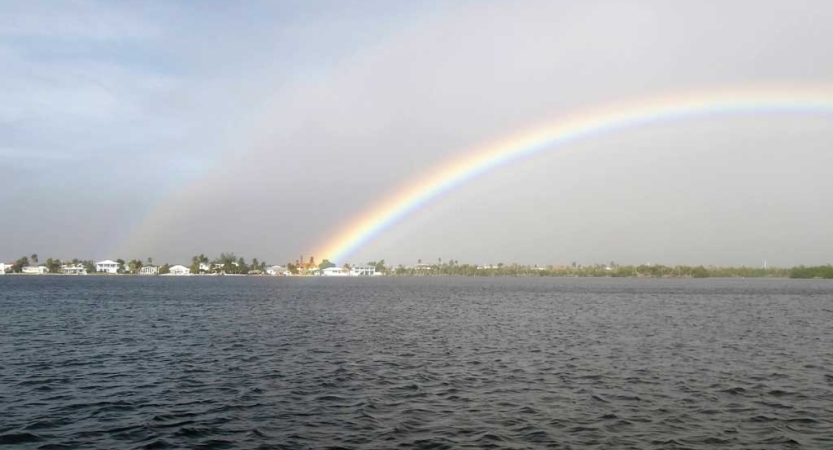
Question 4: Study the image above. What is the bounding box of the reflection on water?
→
[1,276,831,449]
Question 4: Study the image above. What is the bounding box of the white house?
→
[200,262,237,273]
[96,260,120,274]
[168,265,190,275]
[61,264,87,275]
[321,267,350,276]
[350,265,378,276]
[266,265,290,276]
[139,266,158,275]
[22,266,49,274]
[0,263,9,274]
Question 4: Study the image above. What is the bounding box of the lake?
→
[1,276,831,449]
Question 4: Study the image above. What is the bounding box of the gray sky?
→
[2,0,832,267]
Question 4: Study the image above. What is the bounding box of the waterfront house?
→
[322,267,350,276]
[168,265,190,275]
[0,263,9,274]
[96,260,119,274]
[139,266,158,275]
[61,264,87,275]
[22,266,49,274]
[350,265,378,276]
[266,265,290,276]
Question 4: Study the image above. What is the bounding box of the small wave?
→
[0,432,43,444]
[720,387,746,394]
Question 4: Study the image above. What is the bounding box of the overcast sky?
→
[2,0,832,267]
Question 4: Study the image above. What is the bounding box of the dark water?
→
[1,276,832,449]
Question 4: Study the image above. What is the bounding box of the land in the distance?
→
[1,252,832,279]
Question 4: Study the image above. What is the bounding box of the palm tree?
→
[30,254,38,265]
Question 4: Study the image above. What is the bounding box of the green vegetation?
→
[3,251,831,279]
[790,265,833,279]
[392,261,803,278]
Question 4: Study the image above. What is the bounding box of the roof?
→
[96,260,118,265]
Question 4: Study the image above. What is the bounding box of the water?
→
[1,276,831,449]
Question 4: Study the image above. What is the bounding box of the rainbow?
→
[315,84,833,263]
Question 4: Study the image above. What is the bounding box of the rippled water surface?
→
[1,276,832,449]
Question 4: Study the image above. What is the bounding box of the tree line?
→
[390,260,833,279]
[5,253,831,278]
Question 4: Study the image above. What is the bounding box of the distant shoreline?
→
[2,272,831,280]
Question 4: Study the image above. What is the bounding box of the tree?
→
[116,259,126,274]
[159,264,171,275]
[12,256,29,273]
[319,259,335,270]
[692,266,710,278]
[128,259,143,274]
[218,252,237,274]
[147,257,153,265]
[374,259,386,274]
[30,254,38,265]
[189,255,201,274]
[45,258,62,273]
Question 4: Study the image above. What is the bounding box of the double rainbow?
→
[314,84,833,263]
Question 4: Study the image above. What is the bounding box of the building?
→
[168,265,190,275]
[267,265,291,276]
[350,265,377,276]
[96,260,120,274]
[139,266,158,275]
[322,267,350,276]
[295,256,319,275]
[61,264,87,275]
[0,263,9,274]
[22,266,49,275]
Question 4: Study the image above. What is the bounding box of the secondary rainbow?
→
[315,84,833,263]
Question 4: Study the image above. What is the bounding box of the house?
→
[266,265,290,276]
[0,263,9,274]
[295,256,319,275]
[322,267,350,276]
[61,264,87,275]
[22,266,49,274]
[168,265,190,275]
[350,265,377,276]
[200,262,236,273]
[139,266,158,275]
[96,260,120,274]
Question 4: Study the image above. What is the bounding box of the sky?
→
[2,0,832,267]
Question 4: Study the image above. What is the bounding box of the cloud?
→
[5,1,833,266]
[0,1,161,41]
